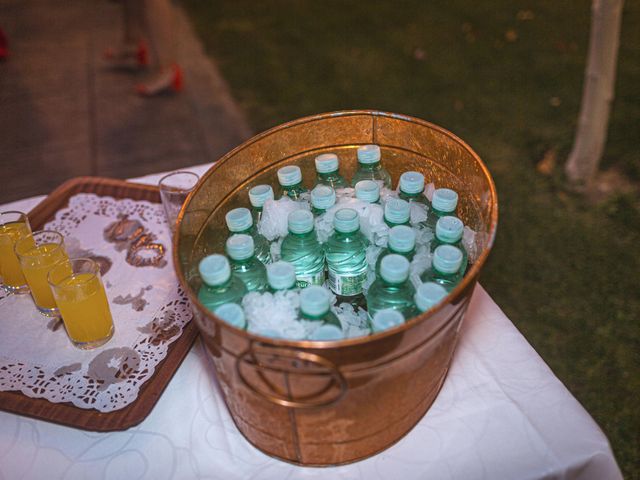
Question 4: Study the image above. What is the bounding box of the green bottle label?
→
[328,269,367,296]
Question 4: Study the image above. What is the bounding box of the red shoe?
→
[136,64,184,96]
[103,40,149,69]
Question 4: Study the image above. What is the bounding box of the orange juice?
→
[19,243,69,311]
[0,220,32,289]
[54,273,114,347]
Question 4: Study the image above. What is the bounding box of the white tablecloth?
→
[0,167,622,480]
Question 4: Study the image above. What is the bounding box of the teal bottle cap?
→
[299,285,331,317]
[432,188,459,213]
[372,309,404,333]
[199,254,231,286]
[433,244,463,274]
[380,253,410,283]
[400,171,425,195]
[315,153,339,173]
[277,165,303,186]
[248,184,274,208]
[309,324,343,341]
[267,261,296,290]
[333,208,360,233]
[355,180,380,203]
[384,198,410,225]
[357,144,381,164]
[214,303,246,329]
[225,207,253,232]
[388,225,416,253]
[226,234,255,260]
[311,185,336,211]
[436,216,464,243]
[288,210,314,234]
[415,282,448,312]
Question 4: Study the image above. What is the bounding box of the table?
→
[0,167,622,480]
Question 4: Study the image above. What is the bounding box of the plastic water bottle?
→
[299,285,342,329]
[280,210,325,287]
[214,303,247,329]
[384,198,411,227]
[371,308,405,333]
[426,188,459,231]
[398,171,428,206]
[351,144,392,188]
[355,180,381,204]
[310,185,336,216]
[248,184,274,224]
[432,216,468,275]
[314,153,348,189]
[366,254,417,319]
[277,165,307,200]
[325,208,369,303]
[414,282,448,313]
[375,225,416,274]
[420,244,463,291]
[198,254,247,312]
[266,260,297,292]
[225,207,271,264]
[226,234,268,292]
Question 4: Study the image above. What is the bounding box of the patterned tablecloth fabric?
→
[0,166,622,479]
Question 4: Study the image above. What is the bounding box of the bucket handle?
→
[235,342,348,409]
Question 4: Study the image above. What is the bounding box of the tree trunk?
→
[565,0,624,188]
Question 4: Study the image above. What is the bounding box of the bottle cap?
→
[309,324,343,341]
[226,234,255,260]
[299,285,331,317]
[277,165,302,186]
[199,254,231,286]
[288,210,314,234]
[380,254,410,283]
[315,153,340,173]
[436,216,464,243]
[384,198,410,225]
[311,185,336,211]
[414,282,448,312]
[225,207,253,232]
[357,144,381,164]
[333,208,359,233]
[214,303,246,329]
[267,261,296,290]
[432,188,458,213]
[248,184,274,208]
[433,245,463,274]
[372,309,404,333]
[400,171,425,195]
[388,225,416,253]
[355,180,380,203]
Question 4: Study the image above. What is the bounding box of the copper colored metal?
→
[174,110,498,466]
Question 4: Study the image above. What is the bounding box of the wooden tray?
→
[0,176,198,431]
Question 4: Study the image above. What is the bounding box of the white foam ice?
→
[258,196,310,241]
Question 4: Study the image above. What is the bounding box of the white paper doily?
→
[0,193,192,412]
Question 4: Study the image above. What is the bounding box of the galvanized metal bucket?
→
[174,110,498,466]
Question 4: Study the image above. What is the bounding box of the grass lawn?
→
[183,0,639,475]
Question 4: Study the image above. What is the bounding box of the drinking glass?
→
[48,258,114,349]
[15,230,68,316]
[158,171,199,233]
[0,211,32,294]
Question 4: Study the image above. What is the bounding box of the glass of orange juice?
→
[15,230,68,316]
[0,211,32,294]
[48,258,114,349]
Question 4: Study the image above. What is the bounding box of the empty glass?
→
[49,258,114,349]
[0,211,32,294]
[158,171,199,233]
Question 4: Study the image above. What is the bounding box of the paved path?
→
[0,0,252,204]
